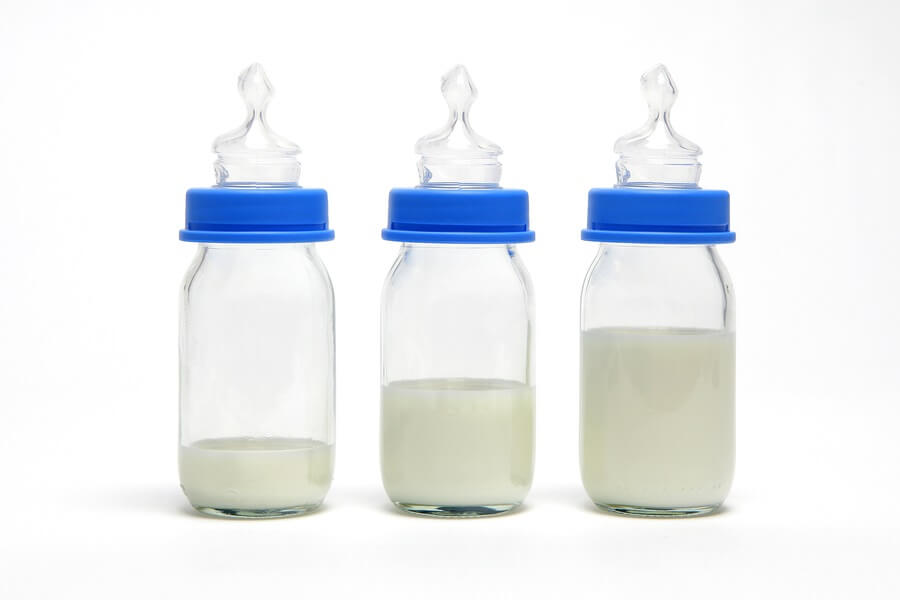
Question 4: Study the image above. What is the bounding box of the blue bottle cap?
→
[383,187,532,243]
[181,187,333,243]
[582,188,733,244]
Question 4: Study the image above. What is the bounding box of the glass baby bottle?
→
[580,65,736,517]
[179,64,335,518]
[381,66,536,517]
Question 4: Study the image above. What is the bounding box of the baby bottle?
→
[380,66,535,517]
[580,65,736,517]
[178,64,335,518]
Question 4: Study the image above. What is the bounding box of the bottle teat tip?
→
[237,63,274,113]
[641,64,677,114]
[441,65,477,113]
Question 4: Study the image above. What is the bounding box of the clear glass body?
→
[580,244,735,517]
[179,243,335,518]
[381,243,535,517]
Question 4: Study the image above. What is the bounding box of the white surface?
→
[1,0,899,598]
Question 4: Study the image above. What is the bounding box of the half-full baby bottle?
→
[580,65,736,517]
[179,65,335,518]
[381,66,535,517]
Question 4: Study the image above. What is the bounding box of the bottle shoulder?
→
[584,245,730,292]
[183,244,333,301]
[581,244,733,330]
[385,245,531,291]
[383,245,533,316]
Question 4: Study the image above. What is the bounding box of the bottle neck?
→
[399,243,517,263]
[195,243,320,271]
[401,242,514,250]
[201,242,318,252]
[596,243,716,261]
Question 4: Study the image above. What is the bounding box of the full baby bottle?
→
[580,65,736,517]
[178,64,335,518]
[381,66,535,517]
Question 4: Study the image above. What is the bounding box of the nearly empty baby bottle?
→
[179,64,335,518]
[580,65,736,517]
[380,66,535,517]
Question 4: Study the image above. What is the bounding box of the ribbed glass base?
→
[596,502,721,518]
[191,503,321,519]
[394,502,520,518]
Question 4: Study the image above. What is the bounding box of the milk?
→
[179,437,334,515]
[381,378,535,510]
[580,327,735,513]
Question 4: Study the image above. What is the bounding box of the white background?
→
[1,0,898,597]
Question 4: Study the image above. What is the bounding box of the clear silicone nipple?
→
[614,65,702,188]
[213,63,301,187]
[415,65,502,188]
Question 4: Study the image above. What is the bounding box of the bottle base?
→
[190,503,322,519]
[594,502,721,518]
[393,501,520,518]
